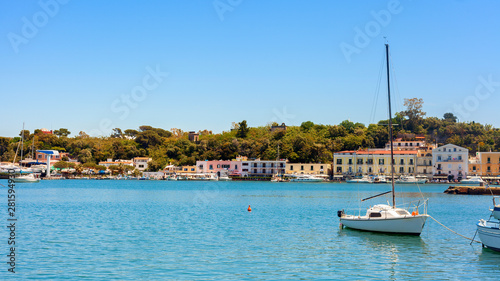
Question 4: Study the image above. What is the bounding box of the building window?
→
[348,159,352,165]
[290,165,294,171]
[454,148,457,152]
[243,163,248,166]
[487,166,491,172]
[263,163,266,168]
[399,167,404,173]
[337,159,342,165]
[301,165,304,171]
[379,159,384,165]
[337,167,342,173]
[191,168,195,171]
[217,164,220,168]
[271,169,274,174]
[437,156,442,161]
[487,157,491,163]
[270,163,274,167]
[357,159,363,164]
[367,159,373,165]
[253,169,257,173]
[409,159,413,165]
[262,169,266,174]
[280,163,284,167]
[235,165,238,170]
[253,163,257,167]
[320,165,324,170]
[209,165,213,170]
[458,156,462,161]
[310,166,314,171]
[400,159,404,165]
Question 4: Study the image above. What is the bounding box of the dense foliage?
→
[1,100,500,171]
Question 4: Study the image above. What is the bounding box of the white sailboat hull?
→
[340,215,428,235]
[477,220,500,251]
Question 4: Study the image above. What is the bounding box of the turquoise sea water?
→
[1,180,499,280]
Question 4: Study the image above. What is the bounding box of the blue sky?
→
[1,0,499,137]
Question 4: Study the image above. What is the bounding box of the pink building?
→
[196,160,242,176]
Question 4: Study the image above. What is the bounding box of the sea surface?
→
[0,179,499,280]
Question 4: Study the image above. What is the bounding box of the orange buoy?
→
[247,205,252,212]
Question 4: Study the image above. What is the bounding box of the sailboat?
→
[271,144,282,182]
[338,44,429,235]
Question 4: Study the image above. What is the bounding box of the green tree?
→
[300,121,315,131]
[54,128,71,137]
[236,120,250,138]
[443,113,457,123]
[78,148,93,163]
[402,98,426,131]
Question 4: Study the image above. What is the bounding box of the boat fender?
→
[337,210,344,218]
[411,211,419,216]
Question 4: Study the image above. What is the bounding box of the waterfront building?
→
[241,158,286,177]
[196,160,242,176]
[133,157,152,171]
[285,163,330,175]
[469,151,500,177]
[432,144,468,181]
[98,158,134,168]
[179,165,197,174]
[333,149,418,177]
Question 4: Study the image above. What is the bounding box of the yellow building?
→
[469,152,500,176]
[333,149,417,176]
[286,163,331,175]
[179,165,197,174]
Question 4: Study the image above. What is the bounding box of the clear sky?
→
[1,0,499,137]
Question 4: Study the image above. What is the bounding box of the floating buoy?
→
[247,205,252,212]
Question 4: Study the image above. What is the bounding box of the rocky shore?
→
[444,185,500,195]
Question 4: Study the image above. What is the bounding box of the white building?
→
[432,144,468,180]
[133,157,152,171]
[241,158,286,177]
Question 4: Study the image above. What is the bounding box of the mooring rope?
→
[428,215,481,244]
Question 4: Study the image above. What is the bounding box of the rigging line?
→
[370,51,386,124]
[428,215,481,244]
[390,53,405,131]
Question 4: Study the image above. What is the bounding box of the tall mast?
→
[20,122,25,166]
[277,144,280,175]
[386,44,396,208]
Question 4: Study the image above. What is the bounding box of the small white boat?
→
[218,175,232,181]
[477,219,500,252]
[346,175,372,183]
[339,204,428,235]
[490,196,500,220]
[13,173,40,183]
[289,175,325,182]
[461,176,484,184]
[372,175,387,184]
[395,175,426,184]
